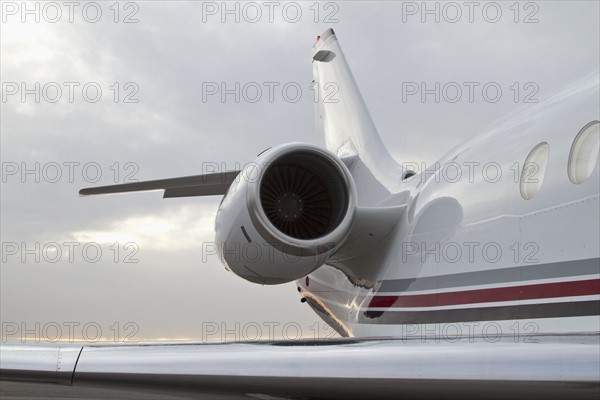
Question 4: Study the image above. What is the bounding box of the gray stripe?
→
[379,258,600,293]
[360,301,600,325]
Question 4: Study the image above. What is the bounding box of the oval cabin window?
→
[520,142,550,200]
[568,121,600,184]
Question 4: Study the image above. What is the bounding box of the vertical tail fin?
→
[312,29,405,205]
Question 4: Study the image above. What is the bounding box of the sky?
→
[1,1,599,343]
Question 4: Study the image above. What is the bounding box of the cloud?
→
[70,203,217,250]
[2,1,599,340]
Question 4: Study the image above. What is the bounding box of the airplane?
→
[1,28,599,399]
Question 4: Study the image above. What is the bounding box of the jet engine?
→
[214,143,357,284]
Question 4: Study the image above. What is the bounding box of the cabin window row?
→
[520,121,599,200]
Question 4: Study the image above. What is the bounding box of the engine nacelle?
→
[215,143,357,284]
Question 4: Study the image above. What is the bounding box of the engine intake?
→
[259,152,349,240]
[215,143,356,284]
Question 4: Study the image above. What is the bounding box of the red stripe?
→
[368,279,600,308]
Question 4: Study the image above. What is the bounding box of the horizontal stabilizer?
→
[79,171,240,198]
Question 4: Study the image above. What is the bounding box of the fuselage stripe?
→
[378,258,600,293]
[360,301,600,324]
[367,278,600,308]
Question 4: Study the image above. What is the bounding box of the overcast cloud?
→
[1,1,599,342]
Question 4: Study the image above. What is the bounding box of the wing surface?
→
[2,336,599,399]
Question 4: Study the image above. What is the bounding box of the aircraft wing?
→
[1,336,599,399]
[79,171,240,198]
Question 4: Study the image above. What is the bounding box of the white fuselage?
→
[299,70,600,338]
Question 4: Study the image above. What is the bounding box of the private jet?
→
[2,28,599,400]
